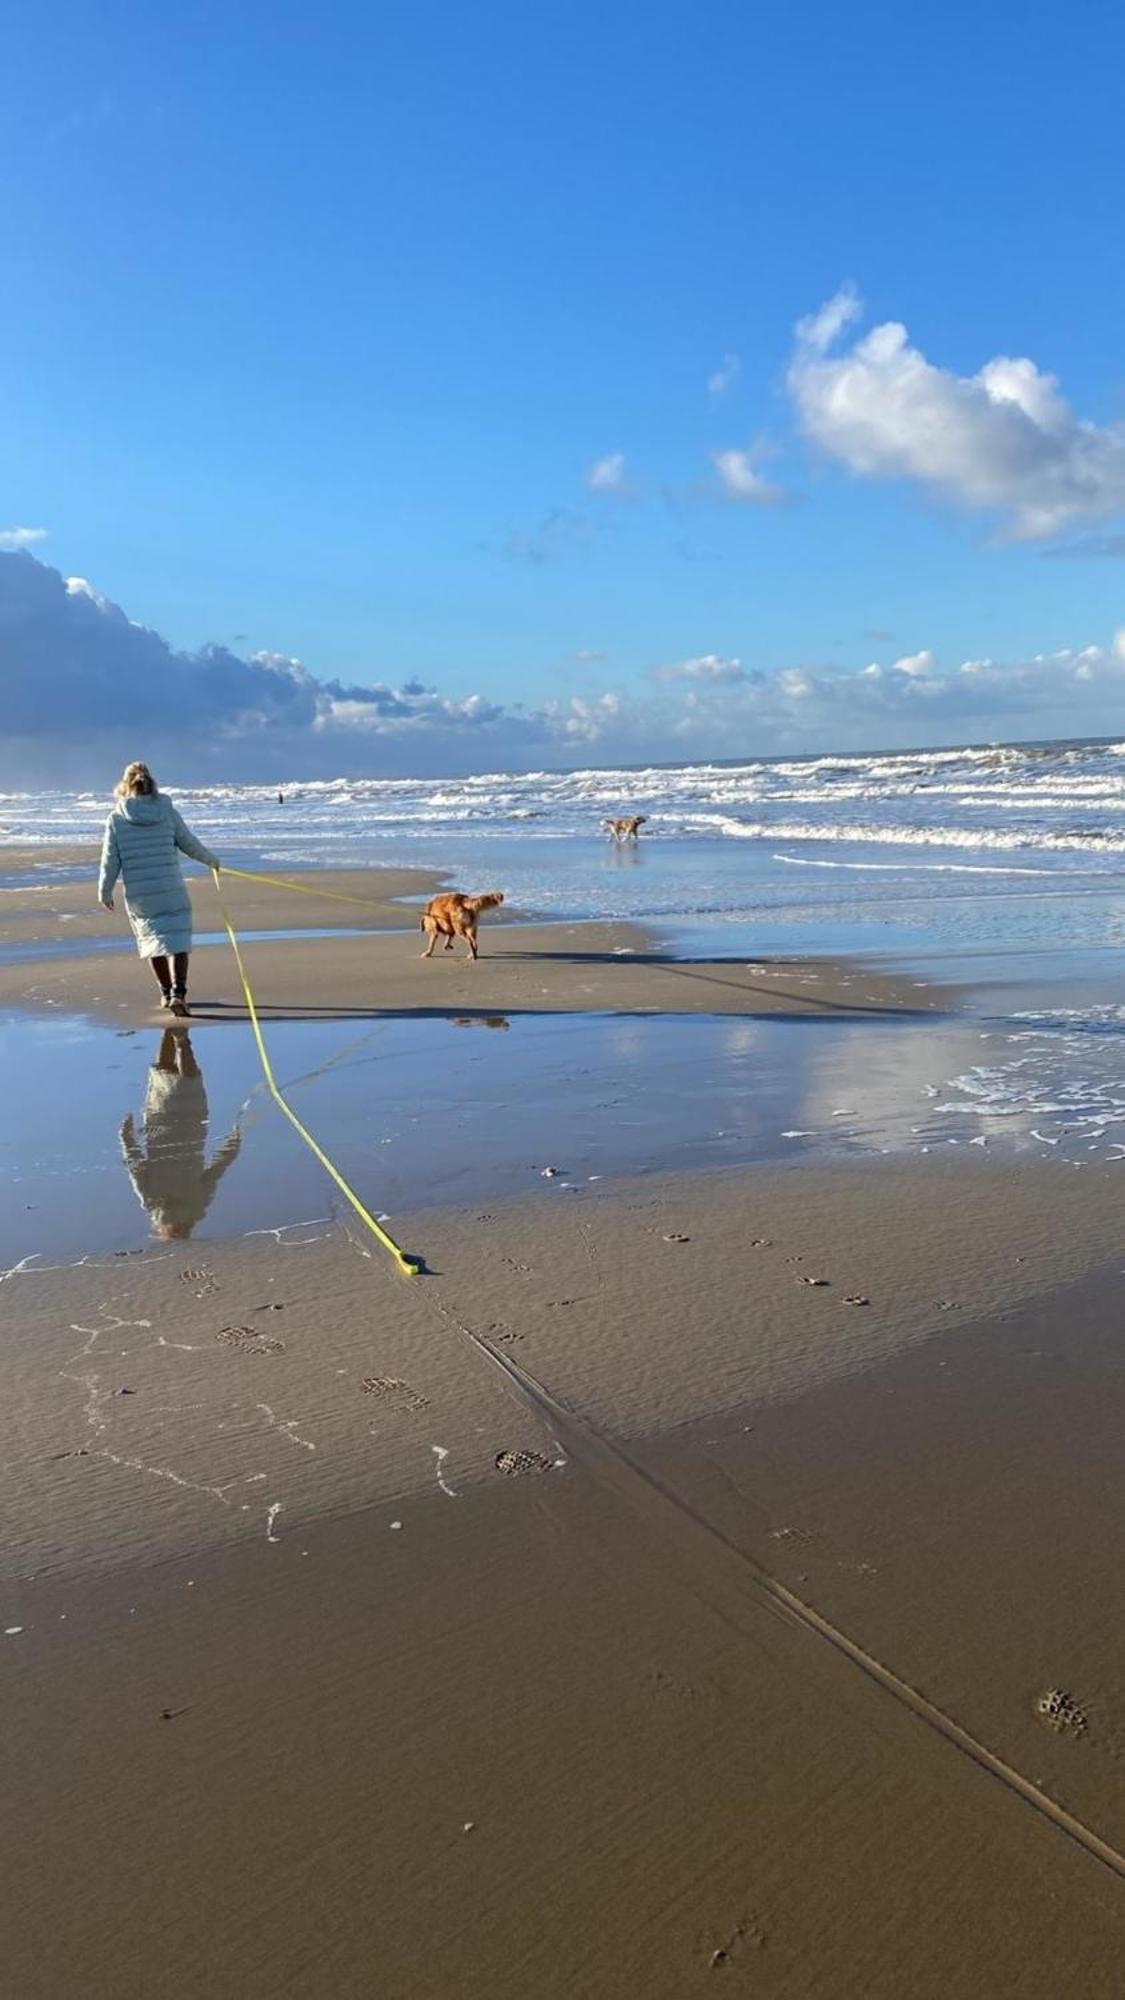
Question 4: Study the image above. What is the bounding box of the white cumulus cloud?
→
[0,526,48,549]
[789,288,1125,540]
[542,690,621,740]
[889,648,938,678]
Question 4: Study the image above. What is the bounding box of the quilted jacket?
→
[98,792,221,958]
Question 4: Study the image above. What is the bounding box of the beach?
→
[11,0,1125,1983]
[4,796,1125,1995]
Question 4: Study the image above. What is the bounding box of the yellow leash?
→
[210,868,423,1277]
[220,864,387,911]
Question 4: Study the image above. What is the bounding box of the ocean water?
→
[7,735,1125,960]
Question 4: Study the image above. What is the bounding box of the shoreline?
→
[0,926,948,1026]
[0,858,951,1025]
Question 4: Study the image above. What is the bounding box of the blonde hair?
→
[115,761,158,798]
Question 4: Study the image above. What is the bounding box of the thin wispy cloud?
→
[651,652,746,685]
[488,507,590,565]
[1043,534,1125,560]
[789,287,1125,540]
[0,526,48,549]
[711,448,786,506]
[707,353,741,400]
[585,451,628,493]
[553,647,608,679]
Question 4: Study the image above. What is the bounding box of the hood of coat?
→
[114,792,170,827]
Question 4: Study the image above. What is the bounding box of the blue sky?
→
[3,0,1125,777]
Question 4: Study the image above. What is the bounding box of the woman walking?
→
[98,762,221,1017]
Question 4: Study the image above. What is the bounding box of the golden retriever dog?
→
[604,815,647,840]
[420,890,505,960]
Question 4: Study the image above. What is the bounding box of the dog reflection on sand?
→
[120,1029,242,1239]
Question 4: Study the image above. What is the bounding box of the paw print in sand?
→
[1036,1688,1087,1736]
[180,1266,219,1297]
[495,1448,553,1477]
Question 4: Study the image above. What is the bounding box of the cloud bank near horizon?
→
[3,550,1125,787]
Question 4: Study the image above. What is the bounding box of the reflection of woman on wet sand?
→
[120,1030,241,1239]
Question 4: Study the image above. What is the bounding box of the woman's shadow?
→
[120,1029,242,1240]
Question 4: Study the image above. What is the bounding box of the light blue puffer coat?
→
[98,792,221,959]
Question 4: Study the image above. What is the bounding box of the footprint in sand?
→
[180,1266,219,1298]
[705,1914,768,1967]
[645,1666,715,1710]
[487,1320,525,1345]
[359,1375,430,1413]
[1036,1688,1088,1736]
[216,1325,286,1356]
[494,1448,553,1477]
[501,1258,531,1274]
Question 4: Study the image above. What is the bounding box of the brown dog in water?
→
[420,891,505,960]
[604,816,647,840]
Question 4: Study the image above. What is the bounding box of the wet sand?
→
[0,853,949,1025]
[5,1156,1124,1576]
[0,922,941,1027]
[4,1164,1125,1994]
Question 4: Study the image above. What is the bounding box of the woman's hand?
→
[100,895,114,910]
